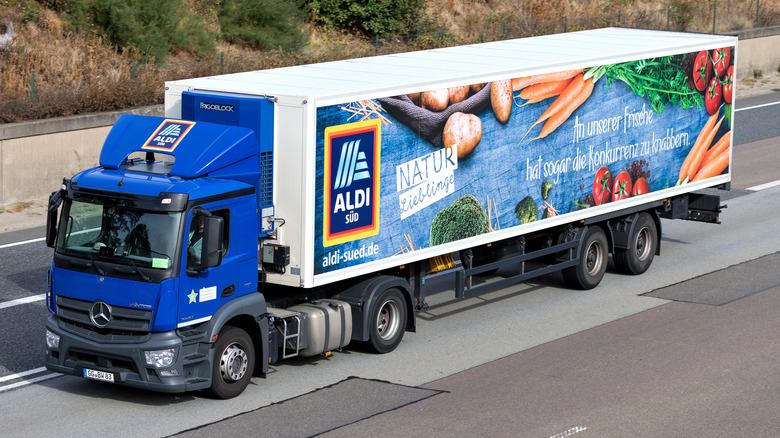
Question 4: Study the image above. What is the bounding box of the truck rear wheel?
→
[209,326,255,399]
[367,288,407,354]
[563,226,608,290]
[613,212,657,275]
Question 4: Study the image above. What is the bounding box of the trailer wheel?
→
[563,226,608,290]
[209,326,255,399]
[367,288,407,354]
[614,213,657,275]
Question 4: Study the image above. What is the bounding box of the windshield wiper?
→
[86,255,107,276]
[116,259,152,283]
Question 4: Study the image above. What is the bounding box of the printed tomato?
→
[712,47,731,79]
[593,166,612,205]
[722,65,734,104]
[705,76,722,115]
[612,171,633,202]
[692,51,712,92]
[633,177,650,196]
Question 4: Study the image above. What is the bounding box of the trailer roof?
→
[167,28,736,106]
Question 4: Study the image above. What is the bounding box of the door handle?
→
[221,284,236,298]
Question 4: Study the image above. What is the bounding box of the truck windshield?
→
[56,199,182,270]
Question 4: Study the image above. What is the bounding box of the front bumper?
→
[44,315,213,393]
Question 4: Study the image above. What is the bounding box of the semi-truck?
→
[44,28,737,399]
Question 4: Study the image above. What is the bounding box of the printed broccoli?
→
[429,194,490,246]
[541,180,553,200]
[515,196,538,224]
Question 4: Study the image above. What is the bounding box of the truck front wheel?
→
[563,226,608,290]
[367,288,407,354]
[209,326,255,399]
[613,212,657,275]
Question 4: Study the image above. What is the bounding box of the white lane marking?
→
[747,179,780,191]
[549,426,588,438]
[734,100,780,112]
[0,367,48,383]
[0,294,46,310]
[0,371,61,393]
[0,237,45,249]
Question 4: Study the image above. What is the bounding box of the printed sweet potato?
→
[448,86,470,105]
[490,80,512,124]
[443,112,482,159]
[421,89,449,111]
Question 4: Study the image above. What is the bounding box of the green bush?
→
[17,0,41,23]
[218,0,309,50]
[60,0,216,62]
[668,0,694,31]
[309,0,430,37]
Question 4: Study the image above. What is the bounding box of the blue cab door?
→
[176,200,237,329]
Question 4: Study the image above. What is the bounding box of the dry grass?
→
[6,200,33,213]
[1,0,779,123]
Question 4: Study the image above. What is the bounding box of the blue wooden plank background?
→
[312,65,730,275]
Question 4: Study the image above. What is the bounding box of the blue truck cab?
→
[44,90,414,399]
[43,98,277,397]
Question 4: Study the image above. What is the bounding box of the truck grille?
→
[56,296,153,342]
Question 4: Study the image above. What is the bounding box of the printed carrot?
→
[520,74,586,142]
[677,110,720,185]
[511,69,582,91]
[519,79,572,105]
[700,132,730,166]
[534,77,595,140]
[691,149,729,181]
[685,115,723,183]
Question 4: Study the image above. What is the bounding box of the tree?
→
[308,0,429,37]
[218,0,309,50]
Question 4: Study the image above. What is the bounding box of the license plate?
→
[83,368,115,383]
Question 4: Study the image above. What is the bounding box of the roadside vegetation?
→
[0,0,779,123]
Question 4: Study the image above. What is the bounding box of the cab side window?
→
[186,209,230,267]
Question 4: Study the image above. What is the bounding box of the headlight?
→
[46,330,60,349]
[144,348,176,368]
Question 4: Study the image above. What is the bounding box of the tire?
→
[209,326,255,399]
[563,226,608,290]
[613,213,657,275]
[367,288,407,354]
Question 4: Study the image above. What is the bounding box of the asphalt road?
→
[0,93,779,437]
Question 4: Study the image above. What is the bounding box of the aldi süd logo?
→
[323,119,381,247]
[142,119,196,152]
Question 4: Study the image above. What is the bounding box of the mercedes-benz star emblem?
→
[90,301,112,328]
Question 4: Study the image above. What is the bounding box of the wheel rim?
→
[635,226,652,261]
[220,342,248,382]
[376,299,401,341]
[585,239,605,276]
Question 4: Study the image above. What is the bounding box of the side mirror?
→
[45,189,63,248]
[200,215,224,269]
